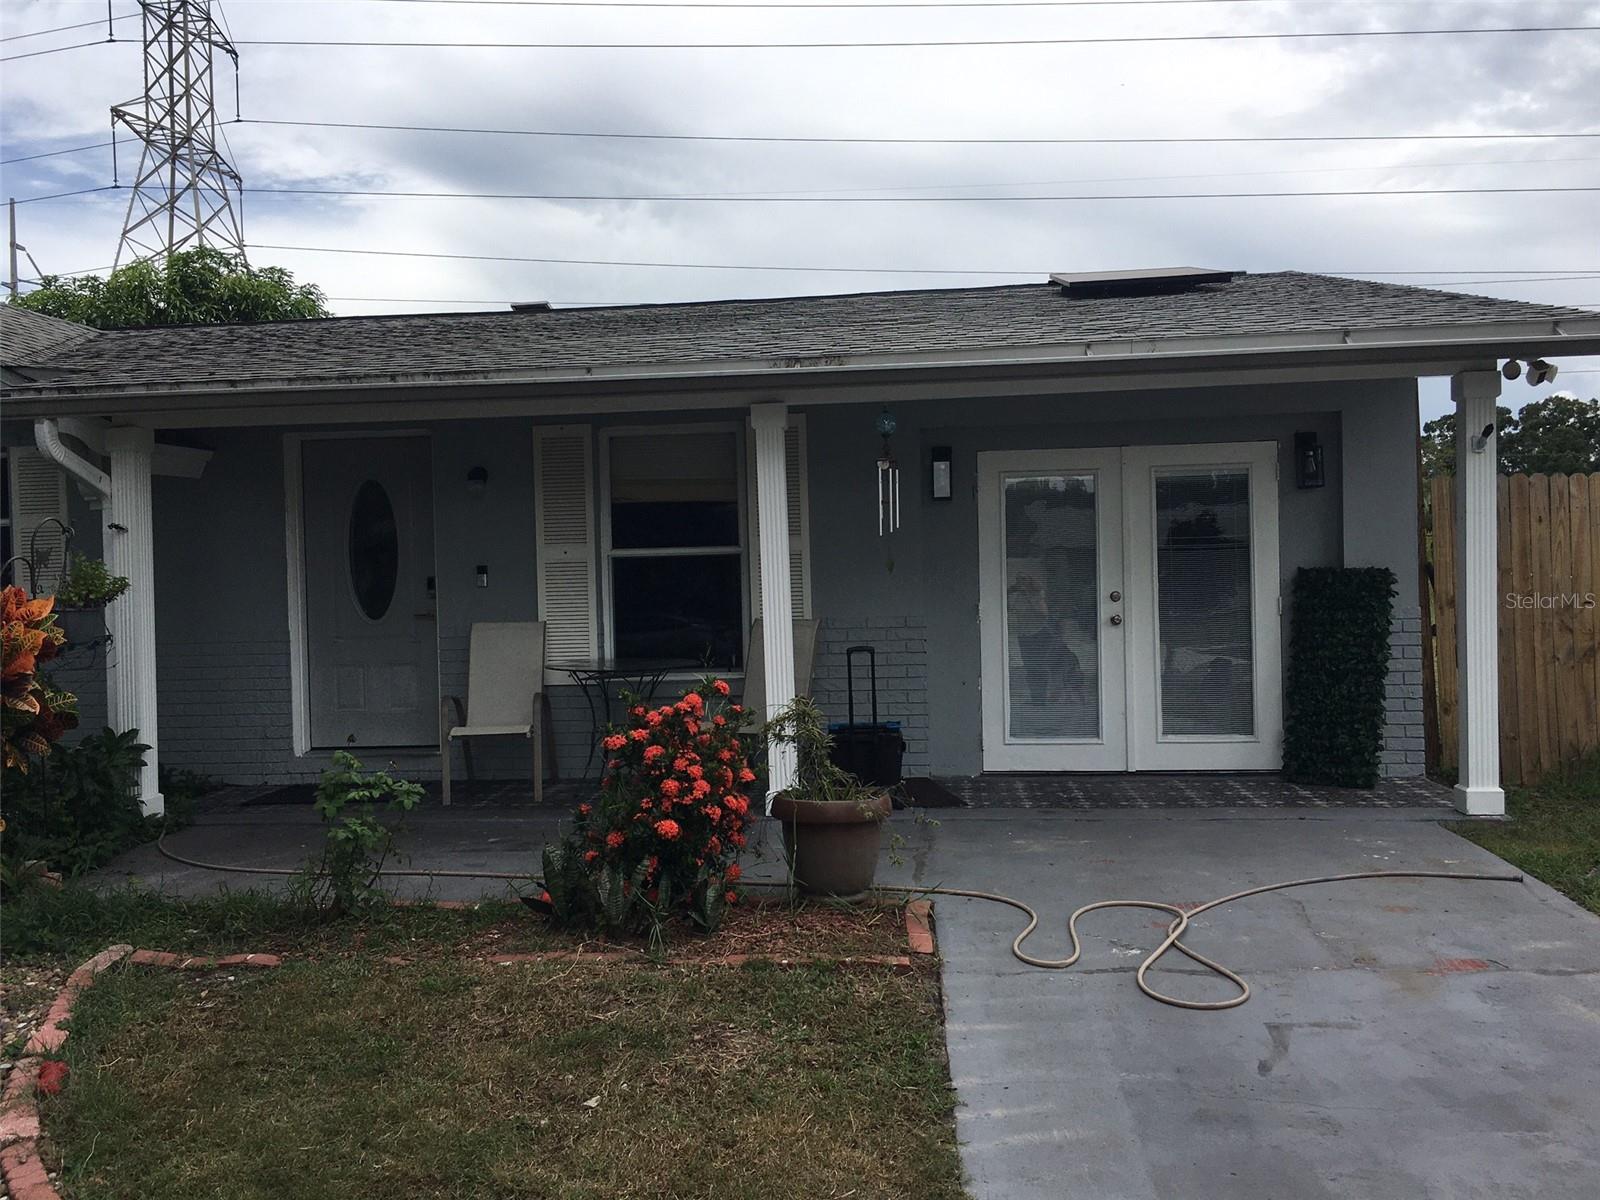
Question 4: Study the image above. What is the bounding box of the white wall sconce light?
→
[1470,422,1496,454]
[931,445,953,501]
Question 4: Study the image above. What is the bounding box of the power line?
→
[336,0,1600,8]
[20,181,1600,205]
[231,26,1600,50]
[1,38,116,64]
[0,142,116,166]
[245,243,1600,278]
[0,16,131,44]
[25,22,1600,63]
[242,116,1600,147]
[12,186,123,205]
[9,123,1600,169]
[224,183,1600,202]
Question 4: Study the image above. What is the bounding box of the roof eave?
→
[4,316,1597,416]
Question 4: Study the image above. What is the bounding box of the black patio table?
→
[549,656,701,778]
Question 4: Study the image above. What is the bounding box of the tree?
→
[9,248,328,329]
[1420,394,1599,477]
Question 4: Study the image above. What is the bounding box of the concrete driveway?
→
[101,799,1598,1198]
[879,809,1600,1200]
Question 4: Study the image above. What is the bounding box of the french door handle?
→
[1109,613,1123,626]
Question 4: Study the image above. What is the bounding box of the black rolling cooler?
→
[827,645,906,787]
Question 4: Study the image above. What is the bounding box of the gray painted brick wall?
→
[1380,604,1426,778]
[807,617,930,776]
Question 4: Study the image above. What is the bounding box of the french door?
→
[978,442,1281,772]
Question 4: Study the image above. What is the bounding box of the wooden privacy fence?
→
[1426,472,1600,785]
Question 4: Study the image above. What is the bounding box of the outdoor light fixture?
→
[1527,359,1558,386]
[1293,432,1325,489]
[1470,423,1496,454]
[931,445,953,501]
[876,408,900,535]
[466,465,489,495]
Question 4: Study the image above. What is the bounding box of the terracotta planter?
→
[769,790,892,898]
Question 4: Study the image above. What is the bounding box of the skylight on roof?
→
[1049,267,1237,298]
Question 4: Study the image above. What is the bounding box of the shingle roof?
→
[4,272,1593,395]
[1,305,98,368]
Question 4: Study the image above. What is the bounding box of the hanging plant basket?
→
[53,555,130,612]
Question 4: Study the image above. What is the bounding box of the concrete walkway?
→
[98,800,1600,1198]
[879,809,1600,1200]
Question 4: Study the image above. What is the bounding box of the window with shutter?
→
[747,416,811,621]
[533,425,598,682]
[3,448,70,594]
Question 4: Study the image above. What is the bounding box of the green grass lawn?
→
[1450,752,1600,917]
[6,890,967,1200]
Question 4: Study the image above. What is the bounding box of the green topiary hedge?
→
[1283,567,1398,788]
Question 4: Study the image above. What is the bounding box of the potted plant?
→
[767,697,892,898]
[54,554,130,609]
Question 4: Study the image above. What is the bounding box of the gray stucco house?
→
[4,269,1597,817]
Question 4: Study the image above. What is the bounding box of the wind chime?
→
[876,407,900,537]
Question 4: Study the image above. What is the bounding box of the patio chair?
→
[441,621,550,806]
[741,618,821,724]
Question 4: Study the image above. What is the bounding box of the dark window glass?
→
[612,555,744,669]
[348,479,399,621]
[612,500,740,550]
[609,431,739,550]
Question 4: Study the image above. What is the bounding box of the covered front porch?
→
[24,367,1509,816]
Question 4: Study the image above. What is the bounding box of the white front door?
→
[979,442,1281,772]
[303,436,439,748]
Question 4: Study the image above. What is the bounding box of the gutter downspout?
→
[33,417,110,497]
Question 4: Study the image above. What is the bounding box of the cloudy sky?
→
[2,0,1597,419]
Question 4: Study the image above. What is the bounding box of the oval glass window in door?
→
[348,480,399,620]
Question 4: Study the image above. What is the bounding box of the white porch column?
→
[105,427,163,816]
[1451,369,1504,816]
[749,403,797,804]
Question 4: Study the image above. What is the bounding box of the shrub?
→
[292,751,423,915]
[541,679,757,941]
[2,584,78,772]
[1283,566,1397,788]
[2,727,150,881]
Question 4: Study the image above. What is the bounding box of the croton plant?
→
[2,585,79,773]
[540,678,759,937]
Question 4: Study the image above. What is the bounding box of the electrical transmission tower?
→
[112,1,245,267]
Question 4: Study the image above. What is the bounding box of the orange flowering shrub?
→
[540,678,758,936]
[2,585,78,773]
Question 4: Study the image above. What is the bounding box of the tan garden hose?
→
[156,832,1523,1010]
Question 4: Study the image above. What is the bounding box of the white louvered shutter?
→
[747,415,811,620]
[533,425,598,683]
[7,450,70,595]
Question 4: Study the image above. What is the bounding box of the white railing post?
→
[1452,369,1504,816]
[749,402,796,806]
[106,426,163,816]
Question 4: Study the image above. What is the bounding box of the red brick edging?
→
[1,945,283,1200]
